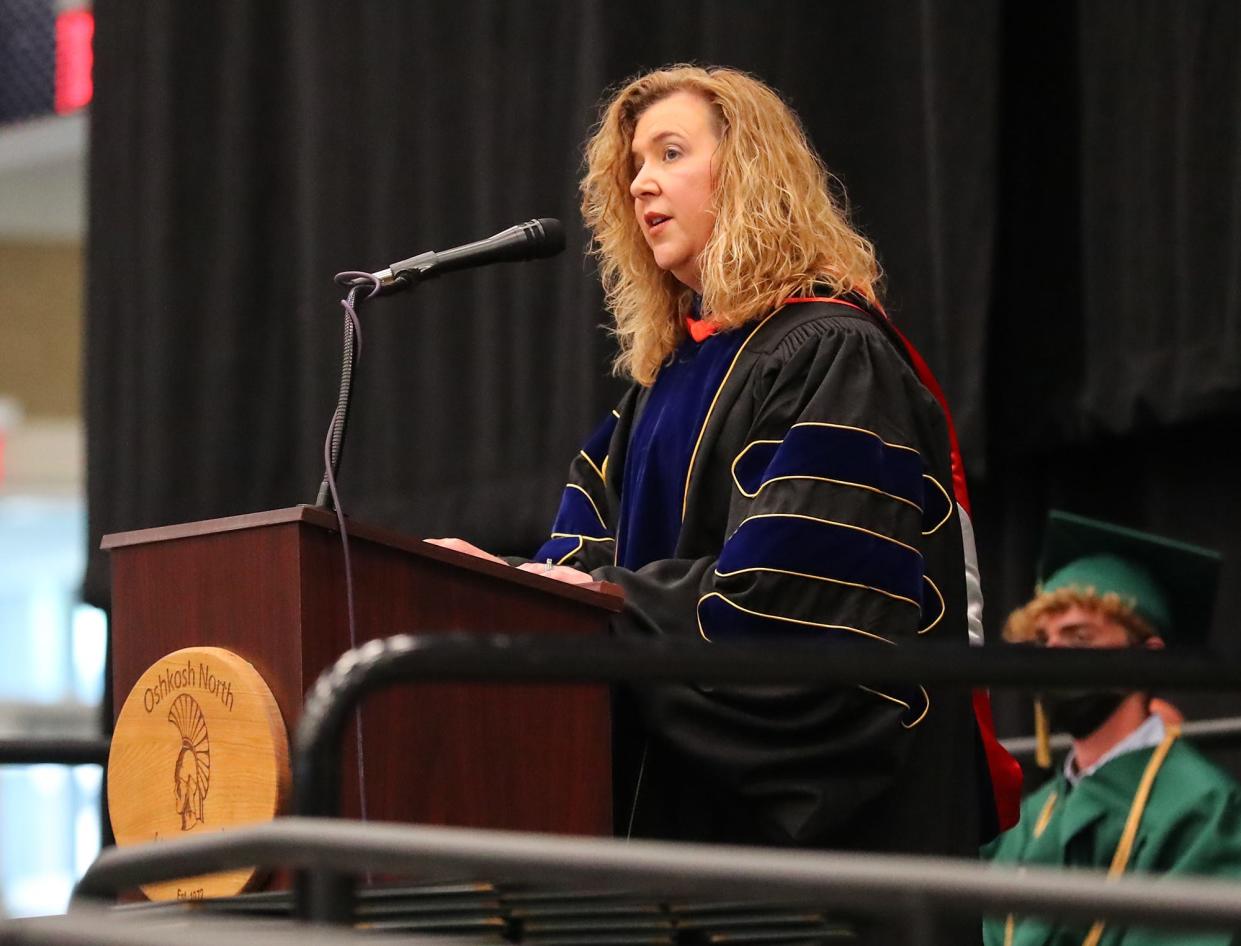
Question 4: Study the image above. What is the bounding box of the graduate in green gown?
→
[984,512,1241,946]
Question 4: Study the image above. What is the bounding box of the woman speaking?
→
[434,65,1016,877]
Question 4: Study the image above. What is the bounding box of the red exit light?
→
[55,9,94,115]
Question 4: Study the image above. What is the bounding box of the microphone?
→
[367,218,565,294]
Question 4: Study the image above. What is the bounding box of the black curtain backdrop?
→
[978,0,1241,742]
[84,0,999,595]
[86,2,1241,743]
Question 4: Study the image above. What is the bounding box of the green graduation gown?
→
[983,737,1241,946]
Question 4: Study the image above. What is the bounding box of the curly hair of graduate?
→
[1003,587,1157,645]
[581,64,882,385]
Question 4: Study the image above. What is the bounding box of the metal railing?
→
[59,631,1241,943]
[70,817,1241,946]
[287,632,1241,928]
[1003,714,1241,760]
[294,632,1241,821]
[3,900,442,946]
[0,737,109,766]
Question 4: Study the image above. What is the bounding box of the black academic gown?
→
[535,298,986,875]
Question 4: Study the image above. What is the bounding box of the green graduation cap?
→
[1038,510,1222,645]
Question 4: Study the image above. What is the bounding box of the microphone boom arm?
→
[362,218,564,296]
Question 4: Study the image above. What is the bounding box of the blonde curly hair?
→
[1003,587,1156,645]
[581,64,882,385]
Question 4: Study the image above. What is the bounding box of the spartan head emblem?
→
[168,693,210,831]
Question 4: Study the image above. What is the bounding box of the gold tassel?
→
[1034,697,1052,769]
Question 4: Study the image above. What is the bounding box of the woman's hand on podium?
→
[425,538,594,585]
[517,561,596,585]
[424,537,509,565]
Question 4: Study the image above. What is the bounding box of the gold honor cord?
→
[1032,790,1060,840]
[1003,725,1181,946]
[1034,699,1053,770]
[1080,724,1180,946]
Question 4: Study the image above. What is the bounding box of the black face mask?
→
[1041,689,1130,739]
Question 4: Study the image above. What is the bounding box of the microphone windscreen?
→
[533,218,565,257]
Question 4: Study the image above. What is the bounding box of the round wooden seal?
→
[108,646,290,901]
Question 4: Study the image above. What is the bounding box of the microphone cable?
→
[315,270,381,831]
[311,223,562,837]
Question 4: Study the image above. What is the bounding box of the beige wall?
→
[0,240,83,419]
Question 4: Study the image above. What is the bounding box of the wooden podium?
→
[103,505,622,837]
